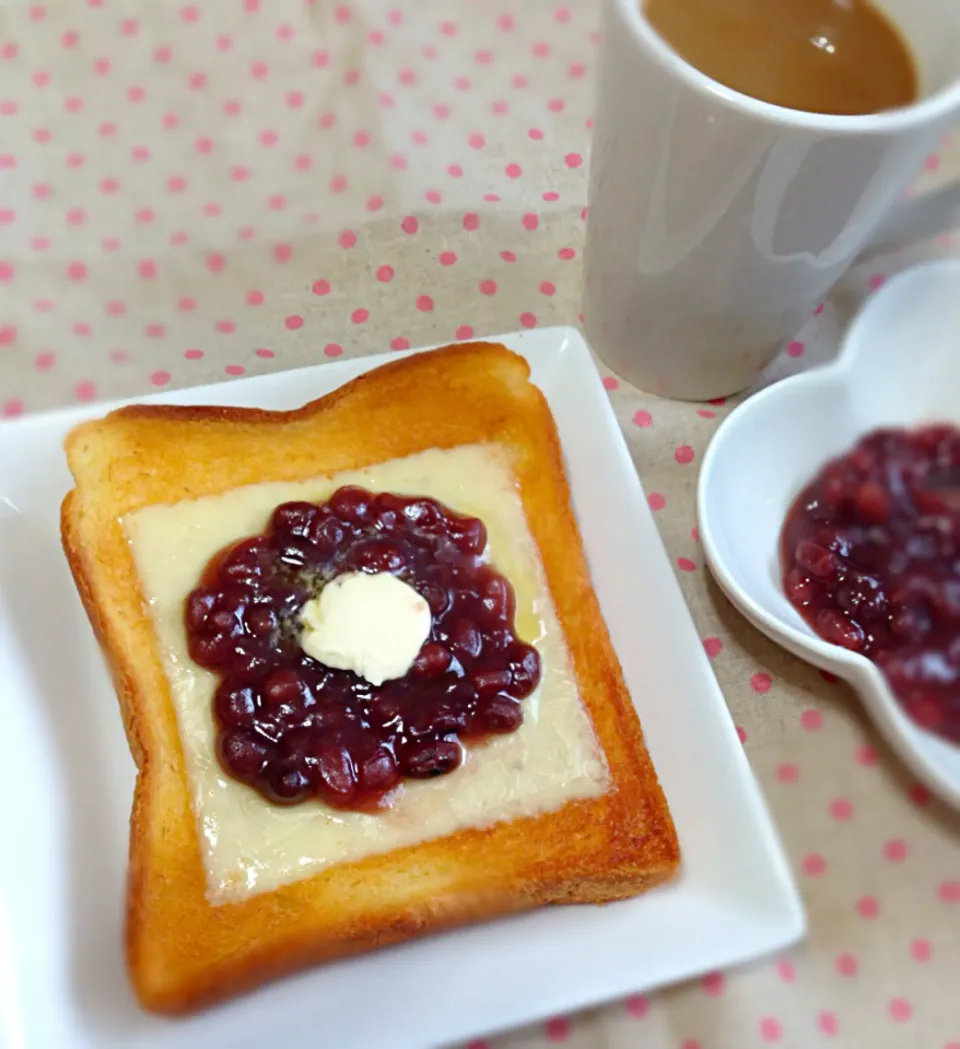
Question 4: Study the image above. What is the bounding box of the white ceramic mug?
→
[583,0,960,401]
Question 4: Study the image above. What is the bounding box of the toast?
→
[60,342,679,1014]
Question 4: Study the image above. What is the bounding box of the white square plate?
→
[0,327,803,1049]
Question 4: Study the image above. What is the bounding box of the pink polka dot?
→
[312,280,331,297]
[322,343,343,358]
[910,783,932,806]
[34,351,55,370]
[338,230,357,249]
[505,162,523,179]
[416,295,434,313]
[697,408,717,419]
[401,216,419,235]
[150,370,171,386]
[376,264,394,283]
[910,938,932,962]
[351,308,370,324]
[776,960,796,982]
[255,348,274,359]
[633,410,653,428]
[938,880,960,902]
[751,672,772,693]
[539,280,556,297]
[777,762,799,783]
[801,709,823,731]
[819,1012,839,1036]
[273,243,292,264]
[702,636,722,658]
[830,798,854,820]
[459,212,479,232]
[285,315,303,331]
[889,998,912,1022]
[74,380,97,402]
[884,839,908,863]
[759,1017,782,1042]
[544,1016,569,1041]
[674,445,695,464]
[139,260,157,279]
[803,852,827,876]
[701,972,725,996]
[109,349,131,365]
[390,337,410,351]
[456,325,474,340]
[736,725,748,743]
[868,273,887,291]
[522,212,539,231]
[246,290,264,306]
[2,399,24,418]
[564,152,583,169]
[0,262,12,281]
[548,97,565,112]
[178,297,196,312]
[30,236,49,252]
[681,1042,702,1049]
[366,195,384,212]
[66,261,87,281]
[145,323,165,338]
[856,744,877,765]
[215,320,236,335]
[438,252,457,267]
[624,994,648,1018]
[519,312,537,328]
[479,279,497,296]
[787,340,805,358]
[72,322,92,338]
[677,557,696,572]
[225,364,245,376]
[206,253,226,273]
[468,133,485,149]
[856,895,880,919]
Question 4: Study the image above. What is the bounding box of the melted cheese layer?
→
[123,444,609,905]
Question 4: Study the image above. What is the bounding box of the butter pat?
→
[299,571,431,686]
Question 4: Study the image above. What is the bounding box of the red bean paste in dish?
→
[184,487,542,810]
[781,425,960,743]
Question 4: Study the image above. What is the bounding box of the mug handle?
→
[859,181,960,259]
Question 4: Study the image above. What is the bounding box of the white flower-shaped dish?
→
[698,258,960,810]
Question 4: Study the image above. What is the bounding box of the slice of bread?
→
[61,342,679,1014]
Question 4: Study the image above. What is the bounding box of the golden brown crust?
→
[60,342,679,1014]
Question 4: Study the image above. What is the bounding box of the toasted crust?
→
[60,342,679,1013]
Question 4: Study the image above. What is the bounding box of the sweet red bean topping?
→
[185,487,541,808]
[781,425,960,743]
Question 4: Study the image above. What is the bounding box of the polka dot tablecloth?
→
[2,2,959,1047]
